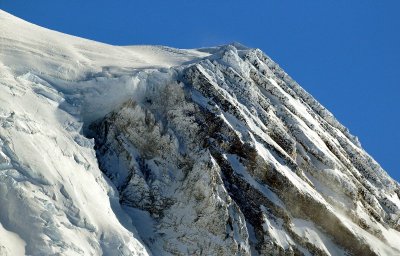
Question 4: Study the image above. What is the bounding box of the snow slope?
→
[0,10,207,255]
[1,9,400,256]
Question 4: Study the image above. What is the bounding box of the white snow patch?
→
[291,218,346,256]
[0,222,26,256]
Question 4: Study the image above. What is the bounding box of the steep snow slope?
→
[0,10,207,255]
[1,9,400,256]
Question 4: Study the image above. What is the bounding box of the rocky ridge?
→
[91,45,400,255]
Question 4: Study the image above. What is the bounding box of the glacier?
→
[0,9,399,256]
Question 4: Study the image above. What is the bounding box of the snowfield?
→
[1,9,399,256]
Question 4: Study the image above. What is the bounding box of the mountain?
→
[0,10,399,256]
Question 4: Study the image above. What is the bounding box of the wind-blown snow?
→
[0,9,207,255]
[1,9,399,256]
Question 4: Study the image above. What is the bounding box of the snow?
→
[1,8,399,256]
[380,224,400,253]
[261,207,295,250]
[250,133,328,205]
[386,192,400,210]
[266,77,339,164]
[245,222,260,256]
[0,9,208,78]
[224,153,285,209]
[264,219,294,249]
[0,9,209,255]
[334,211,400,255]
[122,206,163,256]
[0,222,26,256]
[291,218,346,256]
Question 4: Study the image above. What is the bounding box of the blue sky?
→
[1,1,399,181]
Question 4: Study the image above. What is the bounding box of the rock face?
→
[1,10,400,256]
[91,45,400,255]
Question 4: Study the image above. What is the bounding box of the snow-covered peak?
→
[0,9,399,256]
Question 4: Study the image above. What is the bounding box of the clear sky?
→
[1,1,399,181]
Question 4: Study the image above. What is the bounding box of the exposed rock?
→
[91,45,400,255]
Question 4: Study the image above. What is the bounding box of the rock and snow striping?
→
[1,9,400,256]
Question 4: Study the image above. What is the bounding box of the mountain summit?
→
[0,10,399,256]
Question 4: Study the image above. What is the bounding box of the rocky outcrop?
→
[91,45,400,255]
